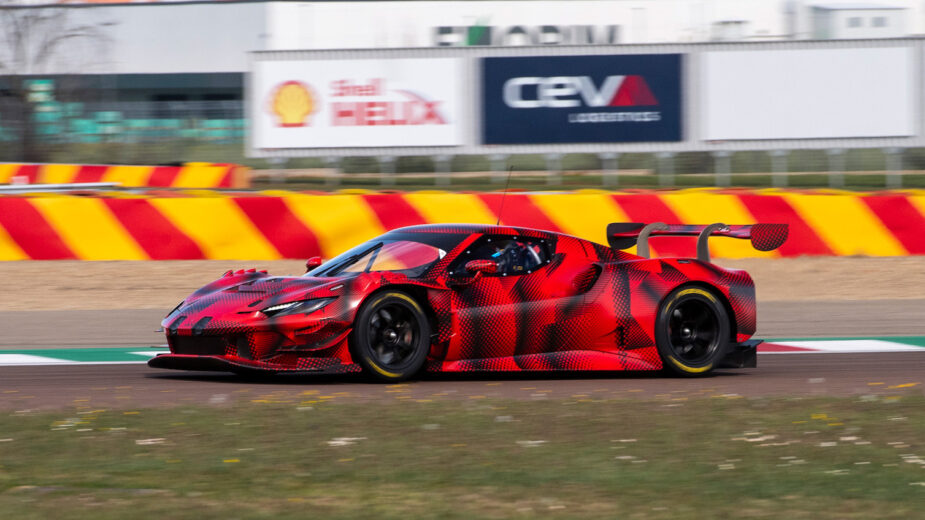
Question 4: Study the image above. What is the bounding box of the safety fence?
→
[0,163,249,188]
[0,188,922,261]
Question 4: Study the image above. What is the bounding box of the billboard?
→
[481,54,682,144]
[251,58,464,149]
[702,48,914,140]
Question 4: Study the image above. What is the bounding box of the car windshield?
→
[308,238,447,278]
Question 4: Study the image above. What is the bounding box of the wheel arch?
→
[348,284,437,382]
[355,284,439,342]
[663,281,737,342]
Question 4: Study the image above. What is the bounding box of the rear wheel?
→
[655,286,730,377]
[351,291,431,382]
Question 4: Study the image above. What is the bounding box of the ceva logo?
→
[270,81,316,127]
[503,75,658,109]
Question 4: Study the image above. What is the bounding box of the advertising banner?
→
[702,48,913,140]
[481,54,682,144]
[251,58,464,149]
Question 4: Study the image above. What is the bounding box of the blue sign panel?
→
[482,54,682,144]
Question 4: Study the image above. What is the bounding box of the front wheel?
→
[655,286,730,377]
[351,292,431,382]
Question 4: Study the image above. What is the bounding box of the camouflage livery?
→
[149,223,786,378]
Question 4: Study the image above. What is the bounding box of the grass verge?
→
[1,395,923,519]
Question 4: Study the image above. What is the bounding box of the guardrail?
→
[0,182,120,194]
[0,162,249,189]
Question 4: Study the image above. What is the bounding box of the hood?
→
[170,270,351,321]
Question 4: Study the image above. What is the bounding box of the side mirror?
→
[305,256,323,273]
[465,259,498,275]
[448,259,498,289]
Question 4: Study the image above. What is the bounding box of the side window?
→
[450,236,551,277]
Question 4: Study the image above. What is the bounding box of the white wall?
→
[0,2,267,75]
[266,0,792,49]
[95,2,267,73]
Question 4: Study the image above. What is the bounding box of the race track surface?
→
[0,299,923,410]
[0,353,922,411]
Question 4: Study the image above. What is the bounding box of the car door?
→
[443,234,594,364]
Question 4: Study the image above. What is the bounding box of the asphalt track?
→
[0,299,923,409]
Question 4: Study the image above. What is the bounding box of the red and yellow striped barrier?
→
[1,188,923,261]
[0,162,249,188]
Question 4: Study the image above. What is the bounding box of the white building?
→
[0,0,921,101]
[811,3,907,39]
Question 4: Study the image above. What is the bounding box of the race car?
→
[149,222,787,381]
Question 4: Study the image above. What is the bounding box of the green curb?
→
[0,347,167,363]
[767,336,925,347]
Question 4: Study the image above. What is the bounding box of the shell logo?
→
[270,81,315,127]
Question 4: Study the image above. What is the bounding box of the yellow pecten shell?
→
[273,83,314,126]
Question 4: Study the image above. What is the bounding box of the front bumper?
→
[719,339,760,369]
[151,326,356,374]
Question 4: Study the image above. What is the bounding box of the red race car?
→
[149,222,787,381]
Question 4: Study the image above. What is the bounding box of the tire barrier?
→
[0,162,248,189]
[0,188,922,260]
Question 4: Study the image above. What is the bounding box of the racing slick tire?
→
[351,291,431,383]
[655,286,731,377]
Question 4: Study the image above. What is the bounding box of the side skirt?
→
[427,348,662,372]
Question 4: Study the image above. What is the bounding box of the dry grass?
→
[0,396,923,519]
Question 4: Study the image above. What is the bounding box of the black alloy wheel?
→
[352,292,431,382]
[655,286,730,376]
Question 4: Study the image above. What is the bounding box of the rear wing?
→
[606,222,788,262]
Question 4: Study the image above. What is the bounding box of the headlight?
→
[260,297,336,318]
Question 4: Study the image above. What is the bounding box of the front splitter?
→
[148,353,362,374]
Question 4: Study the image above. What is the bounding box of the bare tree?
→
[0,1,108,162]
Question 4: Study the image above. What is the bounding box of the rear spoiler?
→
[606,222,788,262]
